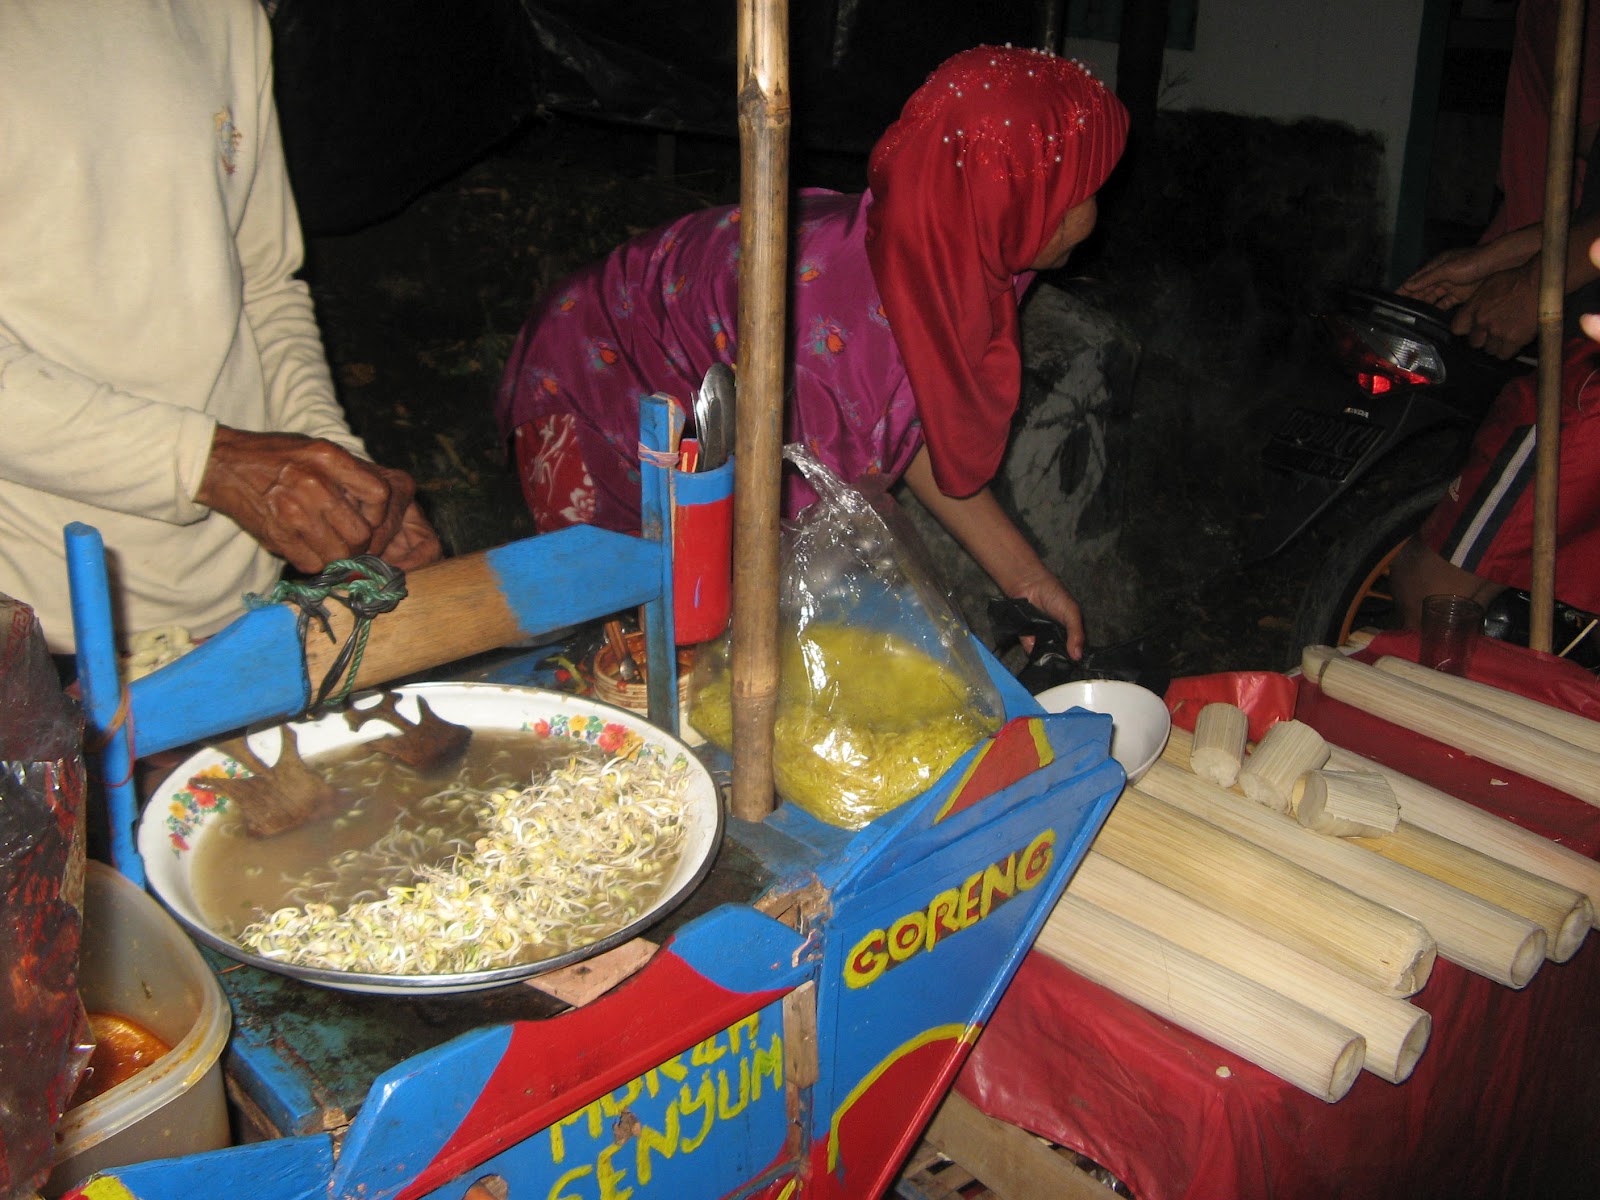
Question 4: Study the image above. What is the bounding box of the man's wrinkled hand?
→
[375,502,443,572]
[197,426,420,573]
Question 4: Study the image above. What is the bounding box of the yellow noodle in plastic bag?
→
[691,623,999,828]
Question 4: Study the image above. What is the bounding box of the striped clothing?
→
[1422,338,1600,612]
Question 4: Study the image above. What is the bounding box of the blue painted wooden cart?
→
[60,399,1123,1200]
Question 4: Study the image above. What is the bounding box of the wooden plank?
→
[522,938,657,1007]
[924,1093,1110,1200]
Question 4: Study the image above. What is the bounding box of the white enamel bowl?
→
[139,683,723,995]
[1033,679,1172,783]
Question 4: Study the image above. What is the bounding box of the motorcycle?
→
[1250,285,1600,668]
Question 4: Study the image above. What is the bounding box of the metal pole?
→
[1530,0,1586,653]
[730,0,790,820]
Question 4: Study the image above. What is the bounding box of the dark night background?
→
[273,0,1516,676]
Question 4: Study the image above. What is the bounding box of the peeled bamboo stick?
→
[1210,715,1590,959]
[1148,744,1547,988]
[1100,788,1436,996]
[1293,769,1400,837]
[1325,742,1600,923]
[1372,654,1600,755]
[1348,821,1591,962]
[1191,702,1249,787]
[1037,893,1367,1102]
[1066,853,1431,1083]
[1238,719,1329,812]
[1314,654,1600,809]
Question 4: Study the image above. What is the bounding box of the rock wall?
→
[902,108,1391,666]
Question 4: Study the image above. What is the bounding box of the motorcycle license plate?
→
[1264,408,1383,481]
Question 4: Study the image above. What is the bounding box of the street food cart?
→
[42,399,1127,1200]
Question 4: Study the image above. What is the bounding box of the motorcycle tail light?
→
[1325,316,1445,393]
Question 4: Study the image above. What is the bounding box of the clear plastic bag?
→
[0,594,89,1200]
[692,447,1002,828]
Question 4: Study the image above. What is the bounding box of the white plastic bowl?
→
[1033,679,1172,783]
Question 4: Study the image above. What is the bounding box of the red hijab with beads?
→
[867,46,1129,496]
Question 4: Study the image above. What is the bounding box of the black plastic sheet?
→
[269,0,1045,233]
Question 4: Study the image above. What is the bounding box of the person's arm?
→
[0,317,220,523]
[903,447,1085,659]
[1397,226,1543,310]
[1451,209,1600,358]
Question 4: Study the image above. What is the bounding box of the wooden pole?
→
[1530,0,1585,652]
[730,0,790,820]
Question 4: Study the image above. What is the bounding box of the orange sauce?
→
[68,1012,173,1107]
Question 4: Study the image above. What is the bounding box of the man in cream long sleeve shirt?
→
[0,0,440,653]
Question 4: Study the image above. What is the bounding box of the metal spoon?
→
[694,363,737,471]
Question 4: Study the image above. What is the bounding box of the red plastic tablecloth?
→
[956,633,1600,1200]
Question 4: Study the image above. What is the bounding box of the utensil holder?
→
[671,456,734,645]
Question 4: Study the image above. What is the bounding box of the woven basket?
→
[592,632,699,743]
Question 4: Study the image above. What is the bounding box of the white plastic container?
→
[45,861,231,1196]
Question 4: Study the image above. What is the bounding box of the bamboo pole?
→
[1529,0,1586,652]
[1144,747,1547,989]
[1038,894,1368,1103]
[730,0,790,820]
[1313,653,1600,808]
[1371,654,1600,754]
[1099,788,1437,996]
[1325,742,1600,925]
[1065,853,1432,1083]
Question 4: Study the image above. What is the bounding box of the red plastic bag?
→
[0,595,88,1200]
[1164,670,1298,740]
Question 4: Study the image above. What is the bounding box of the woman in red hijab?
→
[496,46,1128,656]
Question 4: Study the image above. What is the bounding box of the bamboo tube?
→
[1293,770,1400,837]
[1191,702,1248,787]
[1237,719,1329,813]
[1100,788,1436,996]
[1372,654,1600,755]
[729,0,792,821]
[1315,654,1600,809]
[1066,853,1431,1083]
[1189,719,1587,961]
[1302,644,1343,680]
[1348,820,1591,963]
[1037,893,1367,1102]
[1325,742,1600,922]
[1146,745,1547,988]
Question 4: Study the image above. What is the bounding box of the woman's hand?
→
[901,447,1087,659]
[1007,571,1086,661]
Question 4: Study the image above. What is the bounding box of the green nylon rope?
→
[246,555,408,710]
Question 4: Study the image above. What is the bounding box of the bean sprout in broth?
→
[191,729,692,976]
